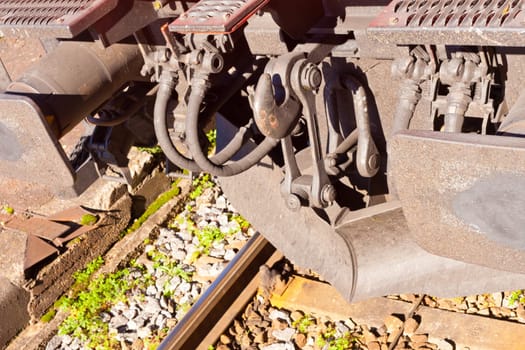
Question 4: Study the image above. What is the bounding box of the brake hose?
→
[153,71,263,172]
[154,72,201,172]
[185,72,278,177]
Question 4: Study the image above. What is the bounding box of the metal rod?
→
[157,233,276,350]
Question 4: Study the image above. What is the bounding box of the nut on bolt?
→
[301,63,322,90]
[321,184,336,205]
[368,153,380,173]
[286,194,302,211]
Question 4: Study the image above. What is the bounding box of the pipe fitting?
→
[201,52,224,74]
[300,63,322,91]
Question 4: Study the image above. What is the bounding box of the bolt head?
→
[321,185,337,205]
[301,64,322,90]
[286,194,302,211]
[368,154,380,171]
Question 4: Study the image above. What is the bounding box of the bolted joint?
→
[321,184,337,206]
[440,56,482,85]
[201,51,224,74]
[158,69,178,88]
[300,63,322,91]
[286,194,302,211]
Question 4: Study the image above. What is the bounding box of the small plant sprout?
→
[2,204,14,215]
[206,129,217,155]
[292,314,315,334]
[190,173,215,199]
[509,290,525,306]
[79,213,98,226]
[316,325,361,350]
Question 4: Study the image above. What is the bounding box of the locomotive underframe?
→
[1,0,525,302]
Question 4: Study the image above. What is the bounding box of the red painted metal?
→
[0,0,119,37]
[169,0,270,34]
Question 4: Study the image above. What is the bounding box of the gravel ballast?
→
[45,178,255,350]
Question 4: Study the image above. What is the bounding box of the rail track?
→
[156,235,525,350]
[157,233,281,350]
[3,166,525,350]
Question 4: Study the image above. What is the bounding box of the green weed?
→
[292,314,315,334]
[206,129,217,155]
[316,326,360,350]
[79,214,98,226]
[509,290,525,306]
[137,145,164,155]
[148,249,193,283]
[40,308,56,323]
[58,264,135,348]
[125,181,180,236]
[195,226,224,254]
[2,205,14,215]
[72,256,104,291]
[189,173,215,200]
[230,214,250,233]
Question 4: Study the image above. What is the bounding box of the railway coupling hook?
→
[253,53,335,210]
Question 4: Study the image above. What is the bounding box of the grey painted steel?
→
[498,89,525,136]
[219,156,356,301]
[336,203,525,301]
[390,130,525,274]
[220,154,525,302]
[0,41,143,195]
[7,41,143,139]
[0,94,76,196]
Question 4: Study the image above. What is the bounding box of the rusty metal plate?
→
[47,206,97,246]
[47,206,91,223]
[0,0,119,38]
[389,130,525,274]
[368,0,525,46]
[169,0,270,34]
[0,212,13,225]
[52,225,92,246]
[0,93,75,194]
[24,234,58,270]
[6,216,71,241]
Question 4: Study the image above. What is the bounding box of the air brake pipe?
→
[154,72,202,172]
[390,51,431,135]
[443,82,471,133]
[153,73,256,172]
[153,60,269,172]
[185,71,278,176]
[392,79,422,134]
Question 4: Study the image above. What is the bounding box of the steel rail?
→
[157,232,280,350]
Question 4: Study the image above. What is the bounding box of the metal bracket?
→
[88,125,133,185]
[253,55,335,210]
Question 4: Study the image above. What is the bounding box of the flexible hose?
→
[154,73,201,172]
[186,75,278,177]
[153,72,260,172]
[392,79,421,134]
